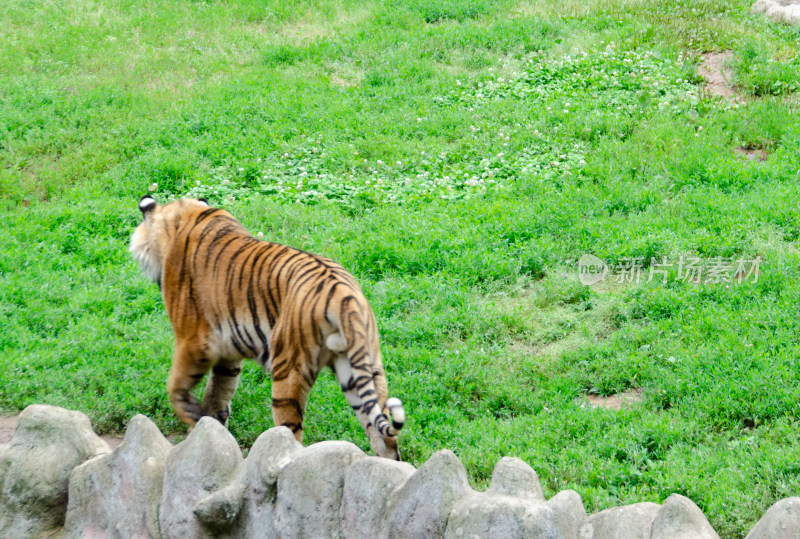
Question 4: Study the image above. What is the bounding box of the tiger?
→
[129,195,405,460]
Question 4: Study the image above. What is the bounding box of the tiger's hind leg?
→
[271,350,318,443]
[202,359,243,426]
[167,339,213,428]
[333,356,401,460]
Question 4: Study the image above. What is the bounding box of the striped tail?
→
[327,332,405,438]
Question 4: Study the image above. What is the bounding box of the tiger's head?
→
[130,196,210,285]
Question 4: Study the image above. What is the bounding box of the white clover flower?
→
[377,160,384,165]
[148,182,158,192]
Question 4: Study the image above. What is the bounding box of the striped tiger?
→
[130,196,405,460]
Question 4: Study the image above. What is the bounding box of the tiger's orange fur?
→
[130,196,404,459]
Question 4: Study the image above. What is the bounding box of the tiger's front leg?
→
[167,339,213,428]
[202,359,244,426]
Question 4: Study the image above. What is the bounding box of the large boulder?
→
[63,414,172,538]
[445,493,559,538]
[0,405,111,537]
[381,449,473,539]
[159,417,243,538]
[746,497,800,539]
[547,490,587,539]
[445,458,556,539]
[340,456,416,539]
[487,457,546,501]
[752,0,800,25]
[651,494,719,539]
[233,426,303,539]
[274,441,365,538]
[579,502,660,539]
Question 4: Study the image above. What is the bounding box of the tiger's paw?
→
[214,406,231,425]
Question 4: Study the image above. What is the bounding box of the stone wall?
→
[0,405,798,538]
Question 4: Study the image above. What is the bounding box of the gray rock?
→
[579,502,660,539]
[752,0,800,24]
[381,449,473,539]
[445,493,560,539]
[0,405,110,538]
[746,497,800,539]
[340,456,415,539]
[234,427,303,539]
[651,494,719,539]
[63,414,172,538]
[547,490,587,539]
[487,457,546,502]
[274,441,365,539]
[159,417,243,538]
[193,476,246,530]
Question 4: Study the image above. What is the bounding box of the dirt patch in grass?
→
[585,388,644,411]
[276,7,372,44]
[328,63,365,87]
[734,146,769,162]
[698,52,738,99]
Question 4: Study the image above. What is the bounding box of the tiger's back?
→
[130,196,404,459]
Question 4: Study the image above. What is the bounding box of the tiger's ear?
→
[198,198,209,206]
[139,195,157,216]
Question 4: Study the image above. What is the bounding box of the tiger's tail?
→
[327,328,405,438]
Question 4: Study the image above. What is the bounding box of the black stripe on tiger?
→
[212,364,242,377]
[272,398,304,420]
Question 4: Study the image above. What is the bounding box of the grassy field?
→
[2,0,800,535]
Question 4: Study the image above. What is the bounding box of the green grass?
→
[2,0,800,536]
